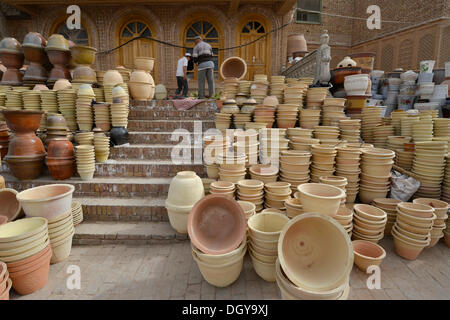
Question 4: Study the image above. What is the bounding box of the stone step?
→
[109,144,203,161]
[128,132,195,145]
[3,173,171,198]
[73,221,187,245]
[127,119,215,132]
[73,196,168,222]
[129,101,217,120]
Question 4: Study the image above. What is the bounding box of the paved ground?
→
[11,238,450,300]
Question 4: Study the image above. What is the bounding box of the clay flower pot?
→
[188,194,246,255]
[248,212,289,242]
[344,74,369,95]
[413,198,449,216]
[278,213,353,292]
[46,158,75,180]
[352,240,386,272]
[0,188,22,222]
[134,57,155,73]
[0,278,11,300]
[296,183,345,217]
[249,251,276,282]
[16,184,75,220]
[219,57,247,80]
[392,228,430,261]
[70,45,97,66]
[0,37,24,85]
[397,202,434,219]
[192,240,246,265]
[128,81,153,101]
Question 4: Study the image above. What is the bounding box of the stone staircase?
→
[2,100,218,245]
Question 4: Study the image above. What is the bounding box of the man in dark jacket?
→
[192,36,215,99]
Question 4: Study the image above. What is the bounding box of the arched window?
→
[55,23,90,45]
[184,20,220,79]
[381,45,394,72]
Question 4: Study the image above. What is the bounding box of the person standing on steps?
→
[192,36,215,99]
[175,52,191,98]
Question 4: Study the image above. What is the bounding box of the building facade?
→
[0,0,449,91]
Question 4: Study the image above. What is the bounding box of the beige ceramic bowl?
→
[352,240,386,272]
[249,251,276,282]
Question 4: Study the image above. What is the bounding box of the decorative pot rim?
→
[16,184,75,204]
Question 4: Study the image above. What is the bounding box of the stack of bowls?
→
[217,152,246,183]
[372,198,401,235]
[287,128,313,140]
[392,202,435,260]
[277,213,353,300]
[269,76,285,102]
[93,87,105,102]
[236,180,264,212]
[57,89,77,132]
[413,198,448,248]
[259,128,288,162]
[336,146,362,203]
[373,125,395,149]
[40,90,59,130]
[71,201,83,226]
[319,176,347,206]
[76,131,94,145]
[314,126,340,141]
[333,206,353,237]
[75,145,95,180]
[46,113,70,145]
[93,133,110,163]
[0,261,11,300]
[400,117,420,137]
[359,148,394,204]
[289,137,320,152]
[284,197,303,218]
[22,91,41,111]
[387,136,412,151]
[239,81,251,95]
[395,149,415,171]
[361,107,382,144]
[442,154,450,203]
[412,141,448,199]
[306,88,328,109]
[310,144,337,183]
[93,103,111,132]
[189,195,247,287]
[248,211,289,282]
[75,85,95,131]
[253,105,276,128]
[391,110,408,135]
[46,210,75,264]
[283,86,305,106]
[300,109,321,129]
[233,140,259,166]
[5,90,23,110]
[233,113,252,129]
[352,204,387,243]
[339,120,361,143]
[296,183,345,217]
[210,181,235,198]
[110,99,128,128]
[215,113,232,130]
[322,98,347,126]
[249,164,278,184]
[250,82,268,104]
[223,78,239,99]
[279,150,311,191]
[276,104,298,128]
[221,99,240,114]
[264,182,291,211]
[433,118,450,137]
[0,217,51,295]
[412,119,433,142]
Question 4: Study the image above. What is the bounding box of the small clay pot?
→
[46,158,75,180]
[47,138,74,158]
[0,188,22,221]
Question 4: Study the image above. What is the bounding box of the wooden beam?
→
[228,0,240,14]
[276,0,297,15]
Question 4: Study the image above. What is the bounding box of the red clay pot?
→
[47,50,71,82]
[46,158,75,180]
[0,215,7,225]
[2,109,43,133]
[0,52,24,86]
[7,244,51,270]
[7,246,52,274]
[0,278,11,300]
[5,155,46,180]
[47,138,74,158]
[9,246,51,295]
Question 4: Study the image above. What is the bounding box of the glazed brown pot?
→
[47,138,74,158]
[5,155,46,180]
[332,67,362,85]
[70,45,97,66]
[23,47,48,82]
[0,52,24,85]
[46,158,75,180]
[2,109,43,133]
[47,50,71,82]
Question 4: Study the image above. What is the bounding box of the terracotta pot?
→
[46,158,75,180]
[0,40,24,85]
[128,81,153,100]
[392,228,429,260]
[0,188,22,222]
[278,213,353,292]
[188,194,246,255]
[248,212,289,242]
[296,183,345,217]
[16,184,75,219]
[412,198,449,216]
[0,278,11,300]
[219,57,247,80]
[22,33,48,83]
[5,155,45,181]
[46,50,71,82]
[47,137,74,158]
[6,245,51,274]
[249,251,276,282]
[352,240,386,272]
[192,240,246,265]
[134,57,155,73]
[70,45,97,66]
[397,202,434,218]
[287,34,307,56]
[353,204,387,221]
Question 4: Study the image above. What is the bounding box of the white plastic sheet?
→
[390,170,421,202]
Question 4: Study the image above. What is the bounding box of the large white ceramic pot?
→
[296,183,345,217]
[344,74,369,96]
[16,185,75,220]
[128,81,152,101]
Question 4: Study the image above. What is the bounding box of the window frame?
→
[295,0,323,25]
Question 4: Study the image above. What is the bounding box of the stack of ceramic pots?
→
[76,131,94,145]
[284,197,303,218]
[287,128,312,140]
[264,182,291,212]
[336,146,362,203]
[46,137,75,180]
[248,211,289,282]
[75,84,95,131]
[412,118,433,142]
[352,204,387,243]
[433,118,450,137]
[93,103,111,132]
[128,69,155,101]
[22,91,41,111]
[390,110,408,135]
[217,152,246,183]
[223,78,239,99]
[215,113,232,130]
[392,202,436,260]
[259,128,287,163]
[361,107,382,143]
[373,125,394,149]
[279,150,311,191]
[221,99,240,114]
[372,198,401,235]
[0,217,51,295]
[39,90,58,131]
[237,201,256,222]
[111,84,129,110]
[296,183,345,217]
[412,141,448,199]
[3,110,46,180]
[240,98,257,114]
[189,195,247,287]
[300,109,321,129]
[233,113,252,130]
[239,80,251,95]
[442,154,450,203]
[110,99,129,128]
[249,164,279,184]
[289,136,319,153]
[71,201,83,227]
[0,122,10,159]
[93,87,105,102]
[5,90,23,110]
[45,34,71,85]
[276,104,298,129]
[269,76,285,102]
[56,89,77,132]
[319,176,347,207]
[46,209,74,264]
[310,144,337,183]
[210,181,235,198]
[387,136,411,151]
[235,93,247,107]
[400,116,420,137]
[277,213,352,300]
[103,70,124,103]
[333,206,353,237]
[306,87,328,109]
[45,113,69,145]
[359,148,394,204]
[250,81,269,104]
[75,145,95,180]
[93,133,110,163]
[283,86,305,106]
[253,105,276,128]
[0,261,12,300]
[322,98,347,126]
[237,180,264,212]
[314,126,340,142]
[233,139,259,167]
[412,198,448,247]
[395,149,415,171]
[165,171,204,234]
[339,119,361,143]
[0,37,24,86]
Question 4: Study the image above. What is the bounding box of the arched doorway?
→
[182,17,223,80]
[237,15,271,81]
[115,18,157,79]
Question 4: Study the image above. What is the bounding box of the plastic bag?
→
[390,170,421,202]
